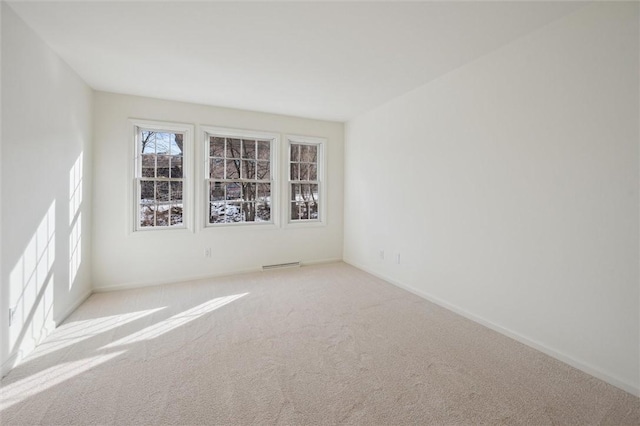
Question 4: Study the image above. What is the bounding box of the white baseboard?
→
[344,258,640,397]
[93,258,343,293]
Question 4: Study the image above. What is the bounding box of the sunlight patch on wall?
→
[68,214,81,287]
[0,351,125,411]
[68,153,83,289]
[8,201,56,358]
[101,293,248,349]
[69,152,83,225]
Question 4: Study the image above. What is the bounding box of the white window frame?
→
[129,119,194,233]
[285,135,327,226]
[201,126,279,228]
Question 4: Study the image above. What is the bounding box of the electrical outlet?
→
[204,248,212,258]
[378,249,385,260]
[396,253,401,264]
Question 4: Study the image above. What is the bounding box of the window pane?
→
[257,161,270,180]
[227,203,241,222]
[170,205,183,226]
[141,180,155,202]
[309,201,319,219]
[210,202,226,224]
[242,140,256,159]
[156,181,169,203]
[257,140,270,160]
[307,145,318,163]
[225,159,240,179]
[142,154,155,177]
[299,163,309,181]
[241,202,256,222]
[156,204,170,226]
[290,144,299,162]
[227,138,241,158]
[290,163,299,181]
[157,156,170,178]
[242,160,256,179]
[243,182,257,202]
[300,145,310,162]
[210,181,225,202]
[170,156,183,178]
[257,183,270,202]
[210,137,225,157]
[155,133,172,154]
[310,184,319,202]
[291,183,300,201]
[171,133,184,156]
[140,205,155,227]
[170,181,183,203]
[210,159,224,179]
[226,182,241,201]
[309,163,317,180]
[256,202,271,222]
[141,131,156,154]
[291,202,309,220]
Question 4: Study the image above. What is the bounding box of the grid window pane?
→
[226,182,241,201]
[170,205,183,226]
[211,181,225,202]
[207,133,273,225]
[242,160,256,179]
[210,159,224,179]
[156,181,169,203]
[136,127,188,230]
[257,161,270,180]
[157,156,170,178]
[242,140,256,159]
[170,181,183,202]
[227,139,241,158]
[225,159,240,179]
[170,156,183,178]
[290,144,299,162]
[289,142,321,222]
[299,163,309,181]
[211,137,225,157]
[257,141,270,160]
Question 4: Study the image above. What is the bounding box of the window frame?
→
[129,119,194,234]
[285,135,327,226]
[201,126,280,228]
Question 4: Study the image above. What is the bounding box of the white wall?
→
[1,3,93,374]
[92,92,344,290]
[344,3,639,395]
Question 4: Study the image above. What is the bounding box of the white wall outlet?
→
[204,248,212,258]
[396,253,401,264]
[379,249,385,260]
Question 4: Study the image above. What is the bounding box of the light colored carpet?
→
[1,262,638,425]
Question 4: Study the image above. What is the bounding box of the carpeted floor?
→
[1,262,638,425]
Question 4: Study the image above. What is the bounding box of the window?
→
[288,136,325,222]
[204,128,277,225]
[132,121,193,231]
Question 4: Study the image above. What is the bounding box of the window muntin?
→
[289,141,321,221]
[206,134,273,225]
[135,129,186,229]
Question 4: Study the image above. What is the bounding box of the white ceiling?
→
[8,1,586,122]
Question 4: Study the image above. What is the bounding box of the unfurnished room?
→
[0,1,639,424]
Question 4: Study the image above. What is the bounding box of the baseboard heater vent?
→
[262,262,300,271]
